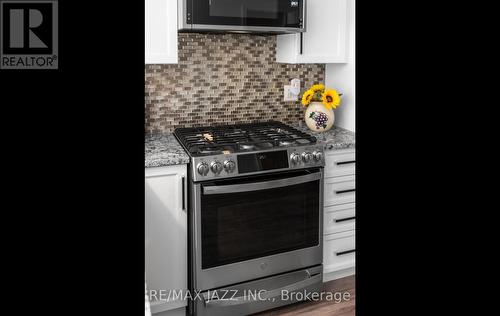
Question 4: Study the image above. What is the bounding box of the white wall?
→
[325,0,355,132]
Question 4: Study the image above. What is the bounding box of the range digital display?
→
[237,150,289,174]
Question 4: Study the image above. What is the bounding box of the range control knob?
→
[302,152,313,163]
[210,161,223,175]
[223,160,236,173]
[197,162,209,176]
[313,151,323,161]
[290,153,300,165]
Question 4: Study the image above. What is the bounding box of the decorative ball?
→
[304,102,335,132]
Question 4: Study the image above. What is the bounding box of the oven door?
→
[185,0,305,33]
[192,168,323,291]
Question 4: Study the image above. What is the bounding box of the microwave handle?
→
[203,172,321,195]
[300,33,303,54]
[204,270,321,307]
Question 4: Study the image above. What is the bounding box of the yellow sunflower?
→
[322,89,341,110]
[301,89,314,106]
[310,84,325,93]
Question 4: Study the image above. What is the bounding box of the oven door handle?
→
[202,172,321,195]
[203,270,321,307]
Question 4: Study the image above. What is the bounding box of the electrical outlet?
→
[284,85,297,101]
[290,78,300,95]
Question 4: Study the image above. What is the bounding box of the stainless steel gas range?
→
[174,121,324,316]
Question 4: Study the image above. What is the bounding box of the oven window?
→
[201,176,319,269]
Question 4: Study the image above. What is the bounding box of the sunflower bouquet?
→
[301,84,342,110]
[301,84,342,131]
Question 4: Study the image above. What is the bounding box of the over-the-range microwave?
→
[178,0,305,34]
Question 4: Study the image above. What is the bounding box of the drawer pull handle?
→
[335,188,355,194]
[336,160,355,166]
[335,216,355,223]
[335,249,355,256]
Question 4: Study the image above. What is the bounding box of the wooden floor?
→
[254,276,355,316]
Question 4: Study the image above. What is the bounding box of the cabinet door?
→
[300,0,347,63]
[276,0,347,63]
[323,230,355,274]
[324,149,355,178]
[145,165,187,313]
[145,0,178,64]
[324,174,355,206]
[324,203,355,235]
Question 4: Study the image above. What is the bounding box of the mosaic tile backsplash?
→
[145,33,325,133]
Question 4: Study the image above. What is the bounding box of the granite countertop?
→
[292,123,355,151]
[145,133,190,168]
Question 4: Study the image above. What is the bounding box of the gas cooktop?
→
[174,121,324,181]
[174,121,317,157]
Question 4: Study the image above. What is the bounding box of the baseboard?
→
[323,267,355,282]
[152,307,186,316]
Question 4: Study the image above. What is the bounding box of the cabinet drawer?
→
[324,150,355,178]
[323,230,355,273]
[324,203,355,235]
[324,175,355,206]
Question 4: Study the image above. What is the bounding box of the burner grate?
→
[174,121,316,156]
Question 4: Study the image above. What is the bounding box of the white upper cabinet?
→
[276,0,348,63]
[145,0,178,64]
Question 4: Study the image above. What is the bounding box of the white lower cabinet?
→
[145,164,187,314]
[324,150,355,178]
[324,175,355,206]
[324,203,355,235]
[323,149,355,281]
[324,230,355,274]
